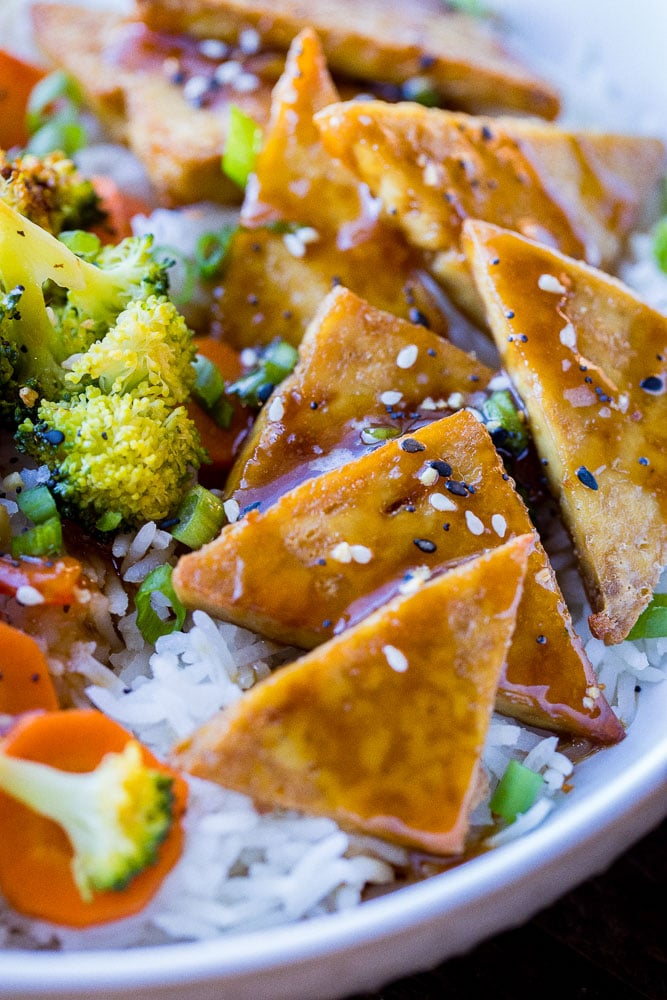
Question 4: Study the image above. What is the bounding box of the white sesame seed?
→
[183,75,210,103]
[15,585,45,606]
[214,61,242,85]
[283,232,306,257]
[420,396,448,411]
[233,72,260,93]
[379,390,403,406]
[199,38,230,59]
[240,348,258,367]
[396,344,418,369]
[491,513,507,538]
[383,645,408,672]
[559,322,577,348]
[447,392,464,409]
[330,541,353,563]
[267,396,285,421]
[239,27,261,54]
[296,226,319,245]
[429,492,457,511]
[398,565,431,594]
[223,498,240,523]
[538,273,567,294]
[423,162,441,187]
[419,466,439,487]
[465,510,485,535]
[488,372,512,391]
[562,359,571,371]
[350,544,373,564]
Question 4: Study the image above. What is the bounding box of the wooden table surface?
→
[351,816,666,1000]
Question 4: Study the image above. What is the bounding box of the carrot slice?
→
[0,622,59,713]
[0,49,46,148]
[0,554,83,605]
[189,336,254,486]
[0,709,188,927]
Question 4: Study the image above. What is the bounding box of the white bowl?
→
[1,1,666,997]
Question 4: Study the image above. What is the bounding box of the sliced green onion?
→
[191,354,235,429]
[627,594,667,639]
[58,229,102,259]
[135,564,187,644]
[16,485,58,524]
[95,510,123,533]
[170,484,226,549]
[26,70,84,134]
[222,104,262,188]
[25,117,88,157]
[482,389,529,455]
[195,226,236,280]
[153,244,197,307]
[11,516,62,558]
[360,425,401,444]
[490,759,545,822]
[227,338,299,408]
[653,217,667,274]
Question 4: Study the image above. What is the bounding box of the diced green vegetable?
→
[627,593,667,639]
[490,759,545,822]
[135,564,187,644]
[25,70,88,156]
[222,105,263,188]
[482,389,529,455]
[195,226,236,280]
[11,516,62,558]
[360,425,401,444]
[170,484,226,549]
[95,511,123,533]
[227,338,299,408]
[402,77,440,107]
[16,484,58,524]
[653,217,667,273]
[191,353,234,428]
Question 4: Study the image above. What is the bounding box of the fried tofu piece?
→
[173,535,531,855]
[463,220,667,644]
[315,101,665,322]
[135,0,560,119]
[213,28,464,349]
[226,285,493,510]
[30,4,278,205]
[174,411,623,742]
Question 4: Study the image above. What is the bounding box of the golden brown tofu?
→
[135,0,560,119]
[315,101,665,322]
[212,28,464,349]
[30,4,278,205]
[174,535,532,855]
[173,410,623,743]
[226,285,493,510]
[463,220,667,644]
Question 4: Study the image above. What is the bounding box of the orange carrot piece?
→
[0,49,46,149]
[0,709,188,927]
[0,554,83,605]
[189,336,254,486]
[0,622,59,714]
[89,175,153,244]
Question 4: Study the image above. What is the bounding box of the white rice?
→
[0,0,666,954]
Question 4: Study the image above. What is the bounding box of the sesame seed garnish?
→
[413,538,436,553]
[214,60,243,85]
[419,466,440,486]
[398,565,431,595]
[267,397,284,422]
[223,498,240,523]
[538,273,567,294]
[465,511,484,535]
[383,645,408,673]
[199,38,229,59]
[491,513,507,537]
[445,480,468,497]
[429,460,453,478]
[380,390,403,406]
[330,542,353,563]
[638,456,649,466]
[349,544,373,564]
[396,344,418,369]
[429,492,457,512]
[400,437,426,453]
[536,635,547,644]
[409,307,430,327]
[559,323,576,348]
[639,375,664,394]
[575,466,598,490]
[239,27,261,53]
[183,75,211,105]
[15,585,45,606]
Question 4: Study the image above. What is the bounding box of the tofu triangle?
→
[463,219,667,644]
[173,535,532,856]
[173,410,624,743]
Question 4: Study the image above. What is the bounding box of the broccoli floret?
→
[0,200,172,400]
[64,295,197,404]
[16,388,207,530]
[0,739,175,901]
[0,149,103,235]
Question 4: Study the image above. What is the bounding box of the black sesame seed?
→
[481,125,493,141]
[405,504,416,512]
[317,558,327,566]
[640,375,663,393]
[409,307,430,328]
[584,376,592,384]
[429,459,453,477]
[505,310,515,319]
[413,538,437,553]
[536,635,547,645]
[400,438,426,453]
[491,257,500,266]
[310,401,318,410]
[31,673,40,682]
[576,466,598,491]
[443,523,450,531]
[427,347,437,357]
[257,383,274,403]
[639,456,649,466]
[445,480,468,497]
[322,619,332,628]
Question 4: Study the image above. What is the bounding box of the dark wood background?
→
[351,816,666,1000]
